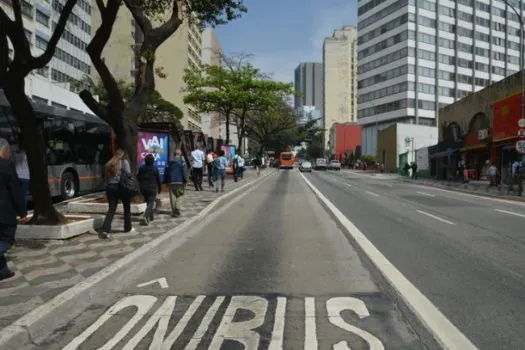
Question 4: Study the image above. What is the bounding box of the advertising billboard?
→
[492,93,521,141]
[136,131,169,177]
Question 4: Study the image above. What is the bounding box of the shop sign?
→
[477,129,488,140]
[493,93,521,140]
[516,140,525,153]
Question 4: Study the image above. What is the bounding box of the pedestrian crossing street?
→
[59,294,393,350]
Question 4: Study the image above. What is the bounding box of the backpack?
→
[213,157,221,170]
[118,169,140,198]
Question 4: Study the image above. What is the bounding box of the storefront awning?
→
[459,144,487,152]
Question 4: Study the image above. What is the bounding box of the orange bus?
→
[279,152,294,169]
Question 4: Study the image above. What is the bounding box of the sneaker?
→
[99,232,111,239]
[216,187,219,193]
[124,228,136,233]
[141,217,149,226]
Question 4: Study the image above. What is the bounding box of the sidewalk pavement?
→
[0,169,267,328]
[401,177,525,201]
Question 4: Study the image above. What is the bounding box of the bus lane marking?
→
[63,295,385,350]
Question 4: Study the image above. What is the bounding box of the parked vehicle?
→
[328,160,341,170]
[299,161,312,172]
[315,158,327,170]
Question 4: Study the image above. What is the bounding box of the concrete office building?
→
[200,28,222,140]
[323,25,358,150]
[357,0,523,156]
[294,62,323,111]
[90,6,136,84]
[1,0,93,88]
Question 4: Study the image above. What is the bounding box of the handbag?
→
[118,169,140,198]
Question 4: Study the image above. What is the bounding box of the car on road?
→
[328,160,341,170]
[315,158,327,170]
[299,161,312,172]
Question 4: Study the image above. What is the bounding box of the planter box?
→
[16,215,96,240]
[68,198,168,215]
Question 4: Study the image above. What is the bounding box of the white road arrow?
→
[136,277,168,289]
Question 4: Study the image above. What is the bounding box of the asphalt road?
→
[37,170,425,349]
[306,169,525,349]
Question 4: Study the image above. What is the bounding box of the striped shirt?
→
[14,151,30,180]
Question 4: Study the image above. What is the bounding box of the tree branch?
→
[29,0,78,70]
[0,20,9,86]
[87,0,125,112]
[148,0,183,48]
[11,0,24,27]
[79,90,110,121]
[124,0,153,33]
[95,0,106,12]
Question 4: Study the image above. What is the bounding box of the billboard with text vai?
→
[136,131,169,177]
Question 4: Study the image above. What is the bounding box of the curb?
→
[299,173,478,350]
[401,180,525,203]
[0,170,275,349]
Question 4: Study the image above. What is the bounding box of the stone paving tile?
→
[0,170,267,327]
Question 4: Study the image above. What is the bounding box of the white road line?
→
[299,173,477,350]
[495,209,525,218]
[268,297,286,350]
[304,297,318,350]
[416,210,455,225]
[344,183,353,188]
[366,191,380,197]
[383,183,393,187]
[416,191,435,197]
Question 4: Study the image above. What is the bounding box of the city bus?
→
[0,92,113,200]
[279,151,295,169]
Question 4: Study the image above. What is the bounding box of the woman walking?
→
[100,149,134,238]
[137,154,161,225]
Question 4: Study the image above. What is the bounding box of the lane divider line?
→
[299,173,477,350]
[495,209,525,218]
[366,191,380,197]
[416,191,435,197]
[416,210,455,225]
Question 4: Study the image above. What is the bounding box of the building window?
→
[35,35,48,50]
[21,0,33,18]
[36,9,49,27]
[32,96,48,105]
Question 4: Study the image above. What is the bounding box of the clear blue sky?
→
[214,0,357,83]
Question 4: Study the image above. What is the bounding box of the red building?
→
[328,123,362,161]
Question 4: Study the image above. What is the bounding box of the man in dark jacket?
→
[137,154,161,225]
[0,138,24,280]
[164,149,188,217]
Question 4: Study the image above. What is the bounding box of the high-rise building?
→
[88,7,203,131]
[323,26,358,150]
[357,0,523,156]
[294,62,323,111]
[201,28,222,139]
[2,0,93,87]
[90,7,136,84]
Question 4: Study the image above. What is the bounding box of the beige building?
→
[200,28,222,139]
[322,25,358,150]
[90,7,136,84]
[90,7,203,131]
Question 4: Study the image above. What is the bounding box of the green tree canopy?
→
[73,76,183,123]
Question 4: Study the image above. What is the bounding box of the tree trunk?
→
[174,119,191,168]
[225,114,230,144]
[4,74,66,225]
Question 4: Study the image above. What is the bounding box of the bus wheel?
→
[61,172,78,200]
